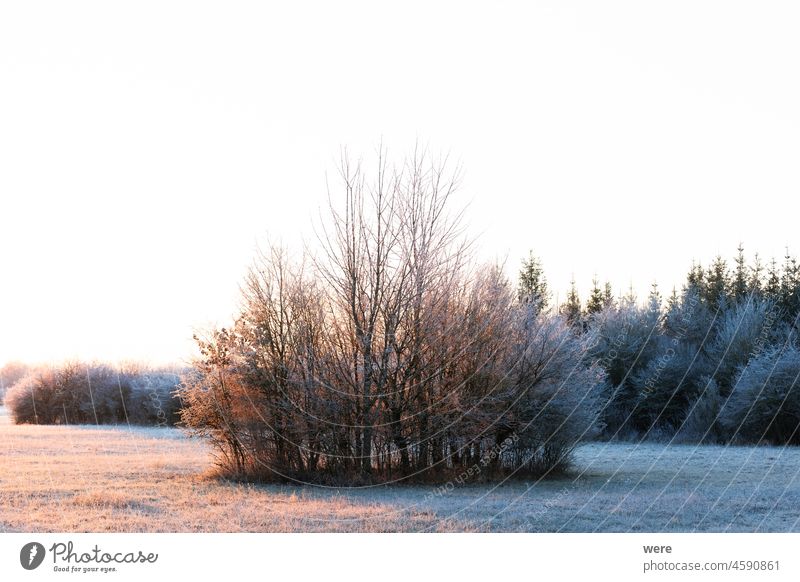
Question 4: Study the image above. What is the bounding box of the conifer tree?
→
[704,255,730,308]
[518,250,549,312]
[749,252,763,296]
[586,276,605,315]
[686,261,705,296]
[780,249,800,316]
[647,281,662,315]
[765,258,781,303]
[603,281,615,308]
[562,277,582,327]
[733,243,748,302]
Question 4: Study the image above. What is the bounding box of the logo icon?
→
[20,542,46,570]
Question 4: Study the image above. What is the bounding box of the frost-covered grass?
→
[1,406,798,532]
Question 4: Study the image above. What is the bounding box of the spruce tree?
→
[704,255,730,308]
[647,281,662,315]
[780,249,800,317]
[686,261,706,296]
[765,258,781,304]
[562,277,582,328]
[733,243,748,302]
[586,276,605,315]
[749,252,763,296]
[603,281,615,308]
[518,250,549,311]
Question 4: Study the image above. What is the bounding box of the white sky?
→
[1,1,799,366]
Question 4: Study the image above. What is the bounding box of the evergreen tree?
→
[666,286,679,317]
[749,252,763,296]
[686,261,706,297]
[586,276,605,315]
[733,243,748,302]
[704,255,730,308]
[622,282,637,308]
[780,248,800,317]
[518,250,549,311]
[647,281,662,316]
[765,258,781,302]
[603,281,615,308]
[562,277,582,327]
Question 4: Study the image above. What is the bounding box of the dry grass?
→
[1,406,798,532]
[0,407,469,532]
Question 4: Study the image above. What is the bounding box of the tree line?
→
[535,244,800,446]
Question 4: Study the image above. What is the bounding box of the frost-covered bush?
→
[3,363,182,426]
[0,361,31,399]
[675,377,723,443]
[720,346,800,445]
[3,371,56,423]
[629,339,710,434]
[587,297,661,434]
[125,372,183,425]
[590,287,799,441]
[617,289,718,435]
[495,309,605,474]
[704,298,782,395]
[4,363,93,424]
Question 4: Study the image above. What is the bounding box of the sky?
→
[1,1,799,366]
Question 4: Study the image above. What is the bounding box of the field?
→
[1,406,798,533]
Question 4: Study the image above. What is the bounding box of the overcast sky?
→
[2,1,799,366]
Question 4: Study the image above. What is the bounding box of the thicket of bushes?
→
[179,151,606,484]
[3,362,182,426]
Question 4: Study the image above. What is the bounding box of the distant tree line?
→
[536,243,800,446]
[3,362,183,426]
